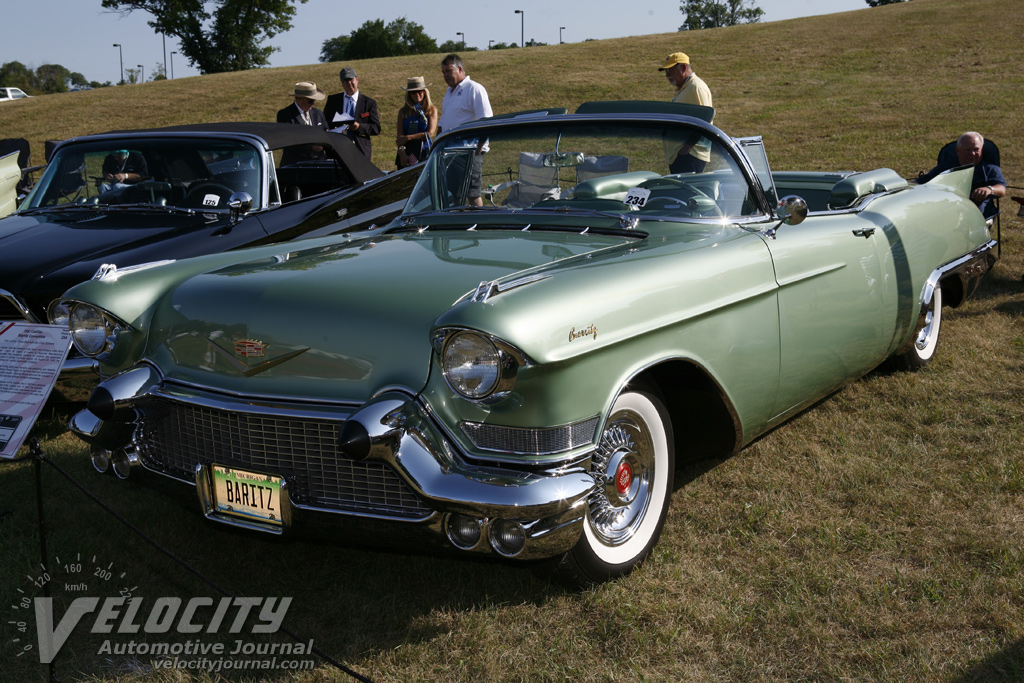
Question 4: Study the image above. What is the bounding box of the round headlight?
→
[442,331,500,399]
[69,304,114,356]
[48,300,71,328]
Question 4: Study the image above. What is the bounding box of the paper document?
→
[330,112,354,133]
[0,322,72,458]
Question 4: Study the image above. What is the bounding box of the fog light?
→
[445,514,484,550]
[110,448,139,480]
[91,447,110,474]
[489,519,526,557]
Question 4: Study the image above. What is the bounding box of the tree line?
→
[27,0,909,85]
[679,0,909,31]
[0,62,111,95]
[318,18,545,63]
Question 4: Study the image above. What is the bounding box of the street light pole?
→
[560,27,565,44]
[488,39,494,50]
[456,32,464,51]
[514,10,524,48]
[162,34,167,80]
[170,51,177,79]
[113,43,123,84]
[138,65,144,83]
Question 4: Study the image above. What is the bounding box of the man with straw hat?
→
[277,82,329,163]
[277,81,329,129]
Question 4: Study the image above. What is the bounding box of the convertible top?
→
[59,122,385,184]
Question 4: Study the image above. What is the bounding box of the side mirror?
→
[777,195,808,225]
[765,195,808,239]
[227,191,253,223]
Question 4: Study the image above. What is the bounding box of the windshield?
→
[22,137,265,211]
[405,120,765,220]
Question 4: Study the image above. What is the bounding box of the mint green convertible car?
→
[55,102,996,584]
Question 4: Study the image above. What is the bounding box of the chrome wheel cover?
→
[587,412,655,547]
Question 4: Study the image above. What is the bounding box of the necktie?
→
[303,110,311,126]
[345,96,354,117]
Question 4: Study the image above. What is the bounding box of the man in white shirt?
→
[439,54,493,206]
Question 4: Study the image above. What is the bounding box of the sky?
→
[4,0,868,85]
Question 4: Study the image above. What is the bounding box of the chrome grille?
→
[460,416,600,455]
[134,397,431,520]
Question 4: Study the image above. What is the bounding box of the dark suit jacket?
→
[323,93,380,158]
[276,103,330,163]
[276,103,329,129]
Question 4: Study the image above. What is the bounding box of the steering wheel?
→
[638,180,723,217]
[184,182,234,208]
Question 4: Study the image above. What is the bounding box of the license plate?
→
[211,466,283,527]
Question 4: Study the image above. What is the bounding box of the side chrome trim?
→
[897,239,996,358]
[0,288,38,323]
[930,239,998,288]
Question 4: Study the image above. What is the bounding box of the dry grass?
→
[2,0,1023,681]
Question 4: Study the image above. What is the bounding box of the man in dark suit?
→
[276,81,329,128]
[276,82,329,163]
[324,67,380,159]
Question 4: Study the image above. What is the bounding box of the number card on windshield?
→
[624,187,651,208]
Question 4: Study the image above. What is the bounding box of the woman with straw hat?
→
[395,76,438,169]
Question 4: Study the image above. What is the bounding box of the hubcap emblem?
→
[615,461,633,496]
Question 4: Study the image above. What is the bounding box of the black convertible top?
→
[62,122,384,184]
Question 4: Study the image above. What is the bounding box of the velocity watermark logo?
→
[7,555,314,674]
[33,596,293,664]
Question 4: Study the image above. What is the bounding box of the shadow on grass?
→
[0,441,583,682]
[953,638,1024,682]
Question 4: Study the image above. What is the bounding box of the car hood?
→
[0,209,234,314]
[145,230,637,401]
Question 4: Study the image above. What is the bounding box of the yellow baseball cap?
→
[658,52,690,70]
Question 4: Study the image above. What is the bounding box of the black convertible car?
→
[0,122,421,399]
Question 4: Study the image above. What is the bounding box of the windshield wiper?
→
[525,205,628,220]
[19,203,197,216]
[17,204,107,215]
[99,203,197,215]
[409,205,500,217]
[523,205,644,229]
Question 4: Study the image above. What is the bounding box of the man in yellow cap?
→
[658,52,713,174]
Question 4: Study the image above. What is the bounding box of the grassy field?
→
[2,0,1023,680]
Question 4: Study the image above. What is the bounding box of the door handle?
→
[852,227,876,238]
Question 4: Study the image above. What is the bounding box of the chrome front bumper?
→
[70,365,596,560]
[54,356,101,402]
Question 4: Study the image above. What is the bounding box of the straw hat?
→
[291,82,326,100]
[401,76,429,91]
